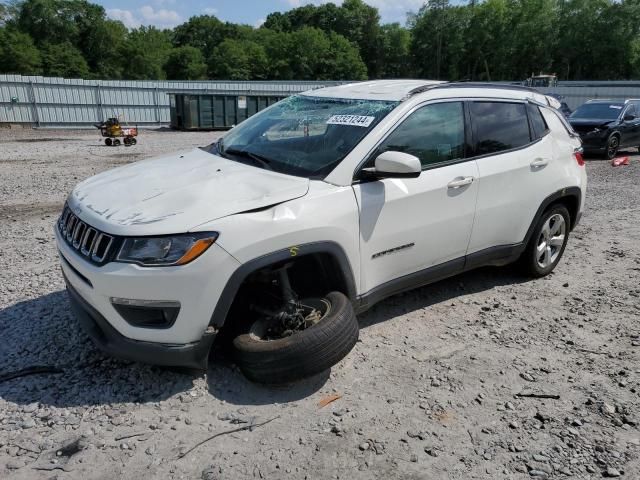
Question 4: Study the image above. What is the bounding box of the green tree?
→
[410,1,470,80]
[6,0,640,82]
[263,0,379,77]
[286,27,366,80]
[122,26,173,80]
[164,46,207,80]
[326,31,368,80]
[252,28,294,79]
[0,3,11,25]
[41,42,90,78]
[173,15,237,59]
[379,23,412,78]
[16,0,103,46]
[208,39,268,80]
[83,19,127,79]
[461,0,511,80]
[14,0,127,79]
[0,29,42,74]
[338,0,382,77]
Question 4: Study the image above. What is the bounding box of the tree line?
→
[1,0,640,82]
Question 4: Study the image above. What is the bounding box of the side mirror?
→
[362,151,422,179]
[624,114,636,121]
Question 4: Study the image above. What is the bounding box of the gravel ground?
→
[1,128,639,480]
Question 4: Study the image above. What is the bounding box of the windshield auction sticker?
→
[327,115,375,127]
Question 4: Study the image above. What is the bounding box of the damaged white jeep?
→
[56,80,586,383]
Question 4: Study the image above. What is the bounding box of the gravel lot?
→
[1,128,639,480]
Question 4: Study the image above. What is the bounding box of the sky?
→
[101,0,428,30]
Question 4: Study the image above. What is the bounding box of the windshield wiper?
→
[223,148,273,171]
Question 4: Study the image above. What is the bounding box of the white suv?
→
[56,81,586,383]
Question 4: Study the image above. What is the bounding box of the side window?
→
[376,102,465,168]
[470,102,531,156]
[528,104,549,139]
[624,104,636,119]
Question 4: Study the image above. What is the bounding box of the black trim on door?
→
[356,187,582,313]
[464,243,525,271]
[356,257,465,313]
[356,243,523,313]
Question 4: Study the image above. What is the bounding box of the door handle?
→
[447,176,474,189]
[530,158,549,168]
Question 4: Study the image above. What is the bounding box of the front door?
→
[353,101,479,295]
[620,103,640,148]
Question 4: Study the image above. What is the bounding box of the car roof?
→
[302,80,554,104]
[301,80,445,101]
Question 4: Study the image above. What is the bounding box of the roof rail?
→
[406,83,446,97]
[586,98,619,103]
[406,81,542,99]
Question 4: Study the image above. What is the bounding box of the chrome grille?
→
[57,205,115,264]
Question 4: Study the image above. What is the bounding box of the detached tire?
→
[233,291,358,384]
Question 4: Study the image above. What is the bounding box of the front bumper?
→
[55,220,241,368]
[577,134,608,151]
[56,226,239,344]
[65,274,215,369]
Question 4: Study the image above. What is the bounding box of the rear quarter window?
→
[543,106,579,138]
[528,104,549,139]
[470,102,531,156]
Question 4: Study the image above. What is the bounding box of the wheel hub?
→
[250,298,330,341]
[536,213,566,269]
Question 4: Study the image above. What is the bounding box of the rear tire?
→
[113,138,121,147]
[233,291,358,384]
[520,205,570,278]
[105,138,112,146]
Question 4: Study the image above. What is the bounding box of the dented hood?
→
[68,148,310,236]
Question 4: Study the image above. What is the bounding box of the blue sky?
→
[101,0,427,29]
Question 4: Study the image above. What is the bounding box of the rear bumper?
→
[65,275,215,369]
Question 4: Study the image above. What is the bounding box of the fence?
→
[4,75,640,128]
[0,75,345,128]
[537,81,640,110]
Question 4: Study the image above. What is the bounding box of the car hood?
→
[569,118,616,129]
[68,148,310,236]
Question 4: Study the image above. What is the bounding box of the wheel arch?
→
[524,187,582,247]
[208,241,357,330]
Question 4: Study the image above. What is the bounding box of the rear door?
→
[353,101,479,294]
[466,100,558,255]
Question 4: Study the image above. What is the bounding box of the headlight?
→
[116,232,218,267]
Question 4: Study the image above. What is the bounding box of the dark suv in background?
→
[569,99,640,159]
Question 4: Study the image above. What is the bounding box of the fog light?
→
[111,298,180,329]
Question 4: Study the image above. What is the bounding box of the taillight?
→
[574,149,585,166]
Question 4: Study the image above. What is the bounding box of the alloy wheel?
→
[536,213,566,269]
[607,136,619,159]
